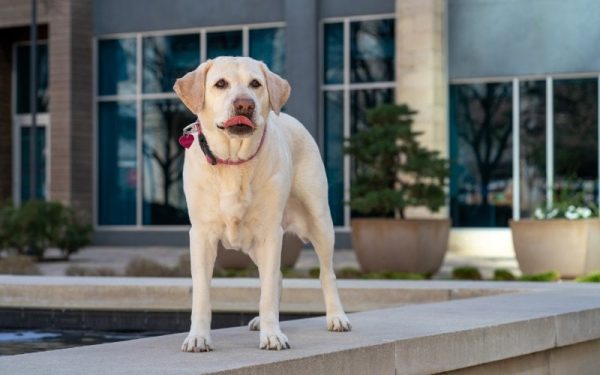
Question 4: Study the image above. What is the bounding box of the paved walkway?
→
[38,247,520,279]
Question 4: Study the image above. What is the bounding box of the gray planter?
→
[510,219,600,278]
[351,218,450,274]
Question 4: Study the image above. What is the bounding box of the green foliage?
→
[0,255,40,275]
[493,269,516,281]
[519,271,561,282]
[125,257,175,277]
[575,271,600,283]
[344,104,449,218]
[65,266,117,277]
[0,201,92,259]
[452,266,482,280]
[533,189,598,220]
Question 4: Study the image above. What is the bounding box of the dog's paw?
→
[327,313,352,332]
[259,329,290,350]
[181,332,213,352]
[248,316,260,331]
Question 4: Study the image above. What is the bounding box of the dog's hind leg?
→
[307,214,351,332]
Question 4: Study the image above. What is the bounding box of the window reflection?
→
[143,34,199,94]
[98,101,137,225]
[249,28,285,76]
[207,31,242,59]
[20,127,46,201]
[324,91,344,226]
[450,83,513,227]
[16,44,48,114]
[350,19,395,83]
[142,100,195,225]
[98,38,137,96]
[324,23,343,85]
[554,79,598,205]
[519,80,546,217]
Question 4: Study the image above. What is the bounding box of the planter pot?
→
[351,218,451,274]
[215,233,304,270]
[510,219,600,278]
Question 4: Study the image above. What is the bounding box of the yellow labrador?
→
[174,57,351,352]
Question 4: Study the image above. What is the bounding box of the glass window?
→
[553,78,598,205]
[350,88,395,134]
[323,91,344,226]
[323,23,343,85]
[143,34,200,94]
[98,38,137,96]
[249,27,286,76]
[450,83,513,227]
[16,44,49,114]
[207,31,242,59]
[98,101,137,225]
[350,19,395,83]
[142,100,195,225]
[519,80,546,218]
[20,127,46,201]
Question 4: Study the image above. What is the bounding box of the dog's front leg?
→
[256,227,290,350]
[181,227,218,352]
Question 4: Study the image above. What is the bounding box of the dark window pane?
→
[323,91,344,226]
[450,83,513,227]
[20,127,46,201]
[249,27,286,76]
[16,44,49,114]
[350,88,394,134]
[350,19,395,83]
[142,99,195,225]
[519,80,546,218]
[98,101,137,225]
[143,34,200,94]
[554,78,598,205]
[206,31,242,59]
[350,88,395,218]
[98,38,137,96]
[324,23,343,84]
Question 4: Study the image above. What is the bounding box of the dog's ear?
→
[173,60,213,114]
[260,63,291,115]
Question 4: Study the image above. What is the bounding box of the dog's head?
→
[174,57,290,138]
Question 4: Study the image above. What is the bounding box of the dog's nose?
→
[234,97,255,115]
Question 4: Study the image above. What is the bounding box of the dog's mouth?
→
[218,115,256,136]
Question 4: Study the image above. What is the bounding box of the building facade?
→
[1,0,599,251]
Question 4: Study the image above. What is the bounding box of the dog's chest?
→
[216,171,255,250]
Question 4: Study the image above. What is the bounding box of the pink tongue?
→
[223,115,255,129]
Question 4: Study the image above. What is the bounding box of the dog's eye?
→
[214,79,228,89]
[249,79,262,89]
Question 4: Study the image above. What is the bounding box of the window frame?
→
[11,40,51,205]
[320,14,396,229]
[449,73,600,227]
[93,22,285,229]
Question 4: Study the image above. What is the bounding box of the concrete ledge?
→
[0,276,524,313]
[0,284,598,374]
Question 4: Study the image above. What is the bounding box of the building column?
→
[284,0,320,147]
[395,0,447,155]
[48,0,93,214]
[396,0,448,217]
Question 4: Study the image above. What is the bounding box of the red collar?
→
[179,121,267,166]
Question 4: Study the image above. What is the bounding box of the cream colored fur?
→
[174,57,350,352]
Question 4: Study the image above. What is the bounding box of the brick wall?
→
[48,0,93,214]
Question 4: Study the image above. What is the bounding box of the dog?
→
[173,56,351,352]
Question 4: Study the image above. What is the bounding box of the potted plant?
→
[510,193,600,278]
[345,104,450,274]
